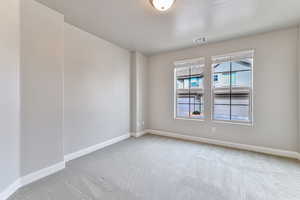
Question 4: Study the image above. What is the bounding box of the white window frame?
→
[173,57,206,121]
[211,50,254,125]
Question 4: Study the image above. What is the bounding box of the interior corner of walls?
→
[0,161,65,199]
[130,130,148,138]
[130,131,140,138]
[0,179,21,200]
[20,161,65,187]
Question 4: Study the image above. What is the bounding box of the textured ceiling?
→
[36,0,300,55]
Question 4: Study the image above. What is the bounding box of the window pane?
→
[190,77,200,88]
[231,58,252,71]
[231,95,249,105]
[231,58,252,122]
[214,105,230,121]
[231,105,250,121]
[213,61,231,88]
[214,94,230,105]
[177,79,184,89]
[176,66,190,118]
[233,71,251,87]
[190,94,204,119]
[214,95,230,120]
[184,79,190,89]
[190,65,204,119]
[191,65,204,88]
[176,66,189,77]
[176,96,189,118]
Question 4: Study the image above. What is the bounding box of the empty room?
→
[1,0,300,199]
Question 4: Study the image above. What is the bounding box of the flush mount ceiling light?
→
[151,0,175,11]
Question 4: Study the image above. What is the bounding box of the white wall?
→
[298,26,300,154]
[130,53,137,132]
[0,0,20,192]
[64,23,130,155]
[148,27,299,152]
[130,52,148,133]
[20,0,64,176]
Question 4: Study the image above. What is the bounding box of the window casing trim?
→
[173,57,205,120]
[210,50,254,125]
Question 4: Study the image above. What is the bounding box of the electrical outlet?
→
[212,127,217,133]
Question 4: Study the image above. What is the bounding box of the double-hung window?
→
[211,50,253,123]
[174,58,205,120]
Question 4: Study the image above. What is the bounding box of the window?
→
[212,50,253,123]
[174,58,205,120]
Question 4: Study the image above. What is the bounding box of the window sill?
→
[212,120,253,127]
[174,117,253,126]
[174,117,205,122]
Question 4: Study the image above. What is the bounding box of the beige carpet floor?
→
[9,134,300,200]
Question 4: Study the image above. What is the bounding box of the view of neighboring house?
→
[213,58,252,122]
[176,65,204,119]
[176,58,252,122]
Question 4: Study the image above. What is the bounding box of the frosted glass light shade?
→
[151,0,175,11]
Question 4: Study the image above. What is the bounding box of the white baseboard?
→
[20,161,65,187]
[131,130,148,138]
[0,179,20,200]
[1,131,297,200]
[148,129,300,160]
[1,133,131,200]
[64,133,131,162]
[0,161,65,200]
